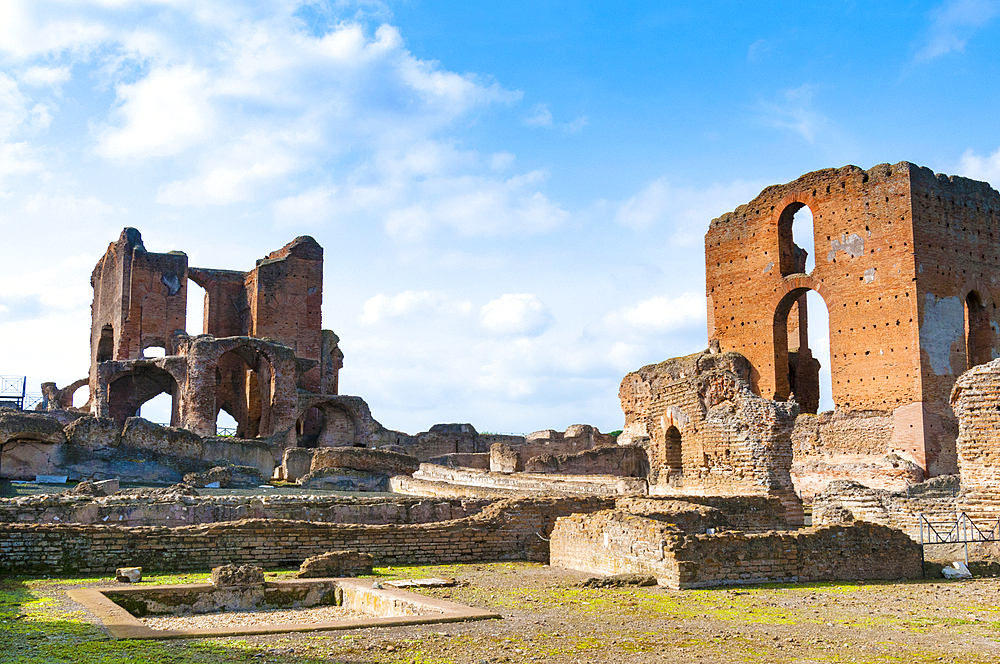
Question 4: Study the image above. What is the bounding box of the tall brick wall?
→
[705,161,1000,477]
[550,509,922,589]
[0,496,613,575]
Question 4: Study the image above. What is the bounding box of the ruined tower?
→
[705,161,1000,476]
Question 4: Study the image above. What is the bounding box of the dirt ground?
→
[5,562,1000,664]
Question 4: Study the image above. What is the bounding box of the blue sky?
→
[2,0,1000,434]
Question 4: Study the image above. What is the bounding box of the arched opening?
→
[664,426,682,474]
[966,290,991,369]
[72,384,90,409]
[773,287,833,414]
[96,325,114,363]
[141,392,173,425]
[187,280,207,335]
[297,404,357,448]
[214,346,275,438]
[777,203,815,276]
[215,407,239,436]
[107,366,179,427]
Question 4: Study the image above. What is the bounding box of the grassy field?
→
[3,562,1000,663]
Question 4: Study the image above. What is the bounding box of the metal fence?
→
[918,512,1000,564]
[0,375,26,410]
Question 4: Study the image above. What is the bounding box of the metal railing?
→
[918,512,1000,564]
[0,375,26,410]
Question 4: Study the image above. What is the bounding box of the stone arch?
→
[106,365,180,426]
[96,324,114,363]
[664,425,682,474]
[297,403,357,448]
[771,282,831,412]
[182,335,299,439]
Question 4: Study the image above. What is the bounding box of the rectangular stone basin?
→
[67,578,498,639]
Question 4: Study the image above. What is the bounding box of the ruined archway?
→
[772,285,832,414]
[296,403,357,448]
[214,346,276,439]
[107,365,180,427]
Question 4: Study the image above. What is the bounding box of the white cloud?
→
[480,294,554,336]
[383,170,569,241]
[0,73,29,139]
[614,176,766,245]
[273,185,338,226]
[959,145,1000,187]
[360,290,472,325]
[614,293,705,331]
[20,65,71,87]
[524,103,552,127]
[757,84,828,143]
[523,102,586,133]
[915,0,1000,62]
[97,64,213,160]
[747,38,769,62]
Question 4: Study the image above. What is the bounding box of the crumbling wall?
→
[524,445,648,477]
[550,509,922,589]
[618,350,803,525]
[0,496,612,574]
[952,358,1000,491]
[0,411,275,482]
[790,411,923,500]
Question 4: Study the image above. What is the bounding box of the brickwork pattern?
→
[0,496,612,575]
[550,509,921,589]
[706,162,1000,476]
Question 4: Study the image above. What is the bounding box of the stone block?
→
[297,550,374,578]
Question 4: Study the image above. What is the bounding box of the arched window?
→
[777,203,815,276]
[773,287,833,414]
[96,325,114,363]
[664,426,682,473]
[966,291,991,369]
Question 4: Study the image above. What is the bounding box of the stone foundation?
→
[0,496,613,575]
[550,509,922,589]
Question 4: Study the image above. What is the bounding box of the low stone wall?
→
[426,453,490,470]
[0,493,492,527]
[409,464,648,496]
[310,447,419,476]
[524,445,648,477]
[790,412,924,500]
[0,414,277,483]
[0,496,613,574]
[809,477,1000,543]
[550,509,922,589]
[616,495,788,532]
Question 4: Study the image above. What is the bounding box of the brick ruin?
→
[623,162,1000,501]
[7,165,1000,590]
[85,228,343,443]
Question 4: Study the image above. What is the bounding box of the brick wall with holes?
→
[705,161,1000,476]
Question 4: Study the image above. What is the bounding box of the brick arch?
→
[961,282,993,369]
[182,335,300,439]
[772,192,820,277]
[770,280,832,409]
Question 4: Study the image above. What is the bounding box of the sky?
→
[3,0,1000,435]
